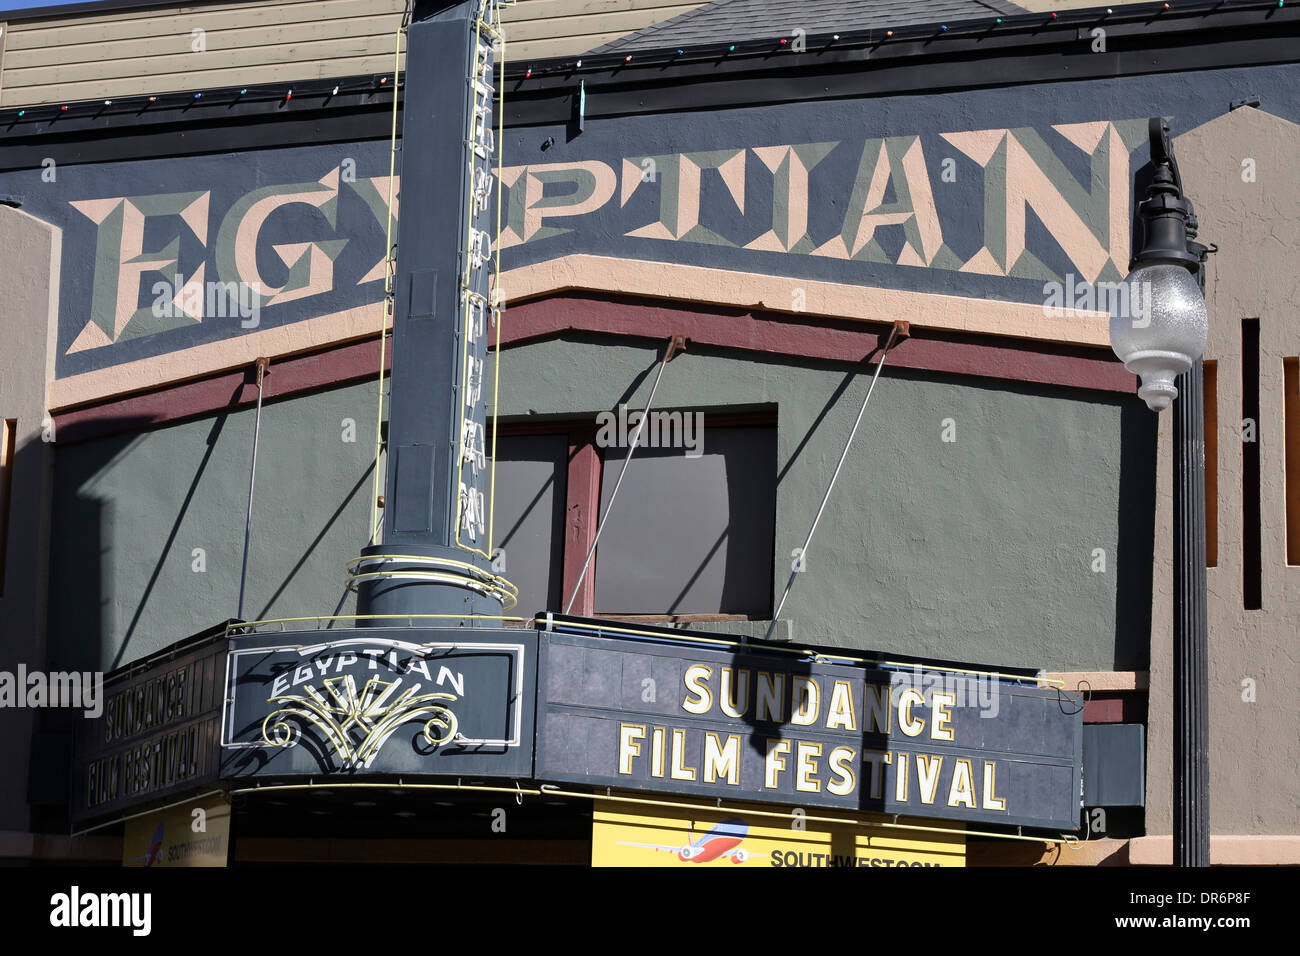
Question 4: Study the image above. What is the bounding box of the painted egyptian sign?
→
[3,63,1295,390]
[536,631,1083,831]
[220,628,536,778]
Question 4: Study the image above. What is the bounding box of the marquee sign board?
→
[220,628,535,779]
[71,633,227,827]
[536,630,1082,831]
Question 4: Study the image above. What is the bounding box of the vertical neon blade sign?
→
[454,2,499,557]
[355,0,516,624]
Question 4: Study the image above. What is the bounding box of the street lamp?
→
[1109,117,1212,867]
[1110,120,1209,410]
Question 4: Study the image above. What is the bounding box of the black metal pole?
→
[1129,119,1211,865]
[1172,249,1211,867]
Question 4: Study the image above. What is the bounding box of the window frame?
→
[490,410,777,623]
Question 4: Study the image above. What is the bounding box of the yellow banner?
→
[593,796,964,867]
[123,797,230,867]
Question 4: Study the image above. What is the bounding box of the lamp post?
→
[1109,118,1211,866]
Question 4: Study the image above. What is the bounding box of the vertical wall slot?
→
[1242,319,1262,609]
[1284,356,1300,566]
[0,419,14,594]
[1204,362,1218,568]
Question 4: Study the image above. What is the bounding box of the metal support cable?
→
[565,336,683,614]
[764,323,902,641]
[237,358,270,621]
[369,13,405,546]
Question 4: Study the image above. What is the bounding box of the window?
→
[489,414,777,621]
[487,433,568,617]
[593,424,776,617]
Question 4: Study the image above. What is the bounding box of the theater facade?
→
[0,0,1297,866]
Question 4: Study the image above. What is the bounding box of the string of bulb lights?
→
[519,0,1290,79]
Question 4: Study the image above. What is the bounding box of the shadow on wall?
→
[1114,151,1162,673]
[46,421,122,677]
[47,376,380,676]
[49,406,229,675]
[1115,398,1158,671]
[3,430,69,829]
[19,419,108,830]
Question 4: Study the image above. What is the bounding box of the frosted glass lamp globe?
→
[1109,263,1208,412]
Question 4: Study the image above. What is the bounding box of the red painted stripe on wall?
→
[55,337,388,444]
[502,293,1135,393]
[53,293,1135,444]
[1082,694,1147,724]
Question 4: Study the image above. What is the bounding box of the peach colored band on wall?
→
[500,255,1112,347]
[972,835,1300,866]
[1045,671,1150,692]
[47,302,389,412]
[1128,835,1300,865]
[46,255,1109,411]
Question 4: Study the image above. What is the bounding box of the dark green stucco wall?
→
[48,381,380,673]
[495,335,1156,672]
[47,334,1155,675]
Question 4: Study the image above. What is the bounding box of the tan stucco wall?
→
[1145,106,1300,847]
[973,835,1300,866]
[0,206,61,834]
